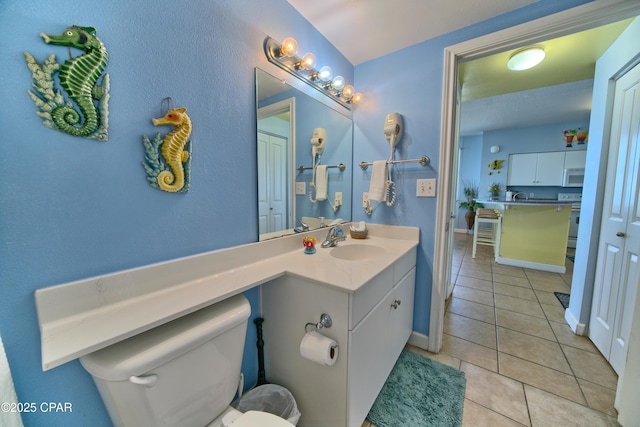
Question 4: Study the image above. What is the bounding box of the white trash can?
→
[235,384,301,425]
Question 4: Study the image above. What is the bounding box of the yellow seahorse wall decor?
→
[142,107,193,193]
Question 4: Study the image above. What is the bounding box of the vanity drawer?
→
[393,247,417,284]
[349,267,393,329]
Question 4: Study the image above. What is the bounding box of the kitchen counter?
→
[34,224,418,371]
[480,201,572,273]
[479,199,572,207]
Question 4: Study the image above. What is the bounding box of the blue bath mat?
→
[554,292,570,309]
[366,349,466,427]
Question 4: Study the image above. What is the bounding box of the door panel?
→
[590,63,640,375]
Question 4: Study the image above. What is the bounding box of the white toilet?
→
[80,294,295,427]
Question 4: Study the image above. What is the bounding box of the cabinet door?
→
[535,152,565,186]
[390,268,416,362]
[508,153,537,185]
[348,294,392,427]
[564,150,587,169]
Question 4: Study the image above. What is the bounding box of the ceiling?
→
[287,0,538,66]
[459,19,633,134]
[286,1,636,135]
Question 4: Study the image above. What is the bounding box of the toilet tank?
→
[80,294,251,427]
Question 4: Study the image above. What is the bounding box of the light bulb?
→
[342,85,354,98]
[332,76,345,91]
[280,37,298,57]
[319,66,333,82]
[302,52,316,69]
[351,92,363,104]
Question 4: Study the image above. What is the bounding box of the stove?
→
[558,193,581,248]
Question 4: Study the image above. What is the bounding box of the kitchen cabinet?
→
[507,151,565,186]
[261,248,417,427]
[564,150,587,169]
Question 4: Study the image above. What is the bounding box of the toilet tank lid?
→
[79,294,251,381]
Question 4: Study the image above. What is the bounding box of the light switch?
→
[417,179,436,197]
[295,182,306,195]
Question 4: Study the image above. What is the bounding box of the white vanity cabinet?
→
[261,247,417,427]
[348,266,415,427]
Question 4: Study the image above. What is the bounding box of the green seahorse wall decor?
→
[24,25,110,141]
[142,107,193,193]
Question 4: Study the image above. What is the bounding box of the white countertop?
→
[478,199,573,207]
[34,224,419,371]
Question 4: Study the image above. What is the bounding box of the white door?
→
[257,131,288,234]
[445,84,462,299]
[589,63,640,375]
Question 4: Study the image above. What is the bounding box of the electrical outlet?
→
[335,192,342,206]
[529,192,535,198]
[295,182,306,195]
[362,192,370,208]
[417,178,436,197]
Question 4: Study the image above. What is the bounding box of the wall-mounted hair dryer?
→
[383,113,403,207]
[311,128,326,159]
[383,113,403,156]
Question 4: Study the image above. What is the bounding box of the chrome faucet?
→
[294,219,309,233]
[513,192,529,200]
[321,225,346,248]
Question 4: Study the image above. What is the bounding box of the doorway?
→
[431,1,640,353]
[257,97,296,239]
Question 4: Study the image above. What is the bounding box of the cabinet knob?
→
[391,299,401,309]
[616,232,626,237]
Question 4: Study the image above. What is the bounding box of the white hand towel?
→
[315,165,328,201]
[0,336,24,427]
[368,160,387,202]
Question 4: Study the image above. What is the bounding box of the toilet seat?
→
[231,410,295,426]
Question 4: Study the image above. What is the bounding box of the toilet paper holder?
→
[304,313,332,333]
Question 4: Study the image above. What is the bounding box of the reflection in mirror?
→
[256,68,353,240]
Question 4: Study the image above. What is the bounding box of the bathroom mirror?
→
[256,68,353,241]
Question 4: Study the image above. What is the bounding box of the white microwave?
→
[563,168,585,187]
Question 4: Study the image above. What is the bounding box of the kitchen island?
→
[479,200,572,273]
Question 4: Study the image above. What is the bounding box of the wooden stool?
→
[472,209,502,260]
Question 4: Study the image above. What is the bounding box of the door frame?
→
[430,0,640,352]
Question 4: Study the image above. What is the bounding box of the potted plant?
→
[488,182,502,201]
[459,180,484,231]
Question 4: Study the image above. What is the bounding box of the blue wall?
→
[1,0,591,425]
[351,0,590,338]
[455,120,588,230]
[0,1,350,425]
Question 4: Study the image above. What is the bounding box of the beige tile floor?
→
[362,233,621,427]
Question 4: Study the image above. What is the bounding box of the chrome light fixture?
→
[507,46,545,71]
[264,36,363,108]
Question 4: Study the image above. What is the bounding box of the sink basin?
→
[330,244,386,261]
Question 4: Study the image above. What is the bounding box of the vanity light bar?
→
[264,36,362,108]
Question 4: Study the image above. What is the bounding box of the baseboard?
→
[408,331,429,350]
[454,228,472,234]
[564,308,587,336]
[496,256,566,274]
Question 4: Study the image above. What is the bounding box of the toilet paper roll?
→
[299,331,338,366]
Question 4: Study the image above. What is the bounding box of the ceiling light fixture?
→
[264,36,363,107]
[507,46,545,71]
